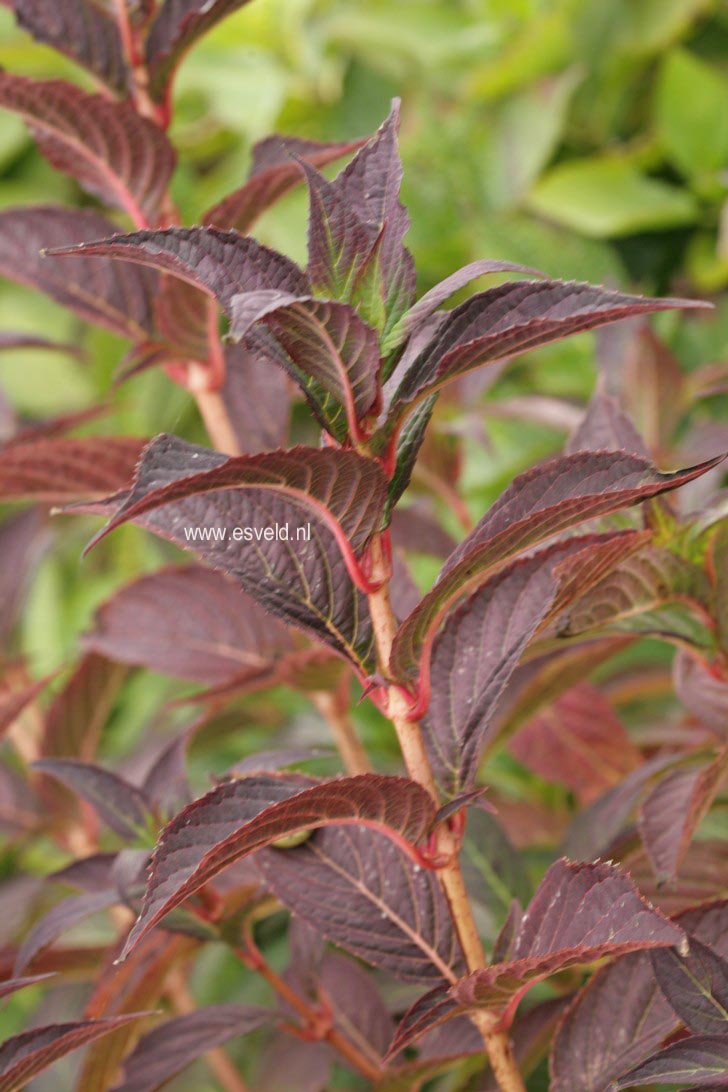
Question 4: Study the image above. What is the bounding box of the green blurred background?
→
[1,0,728,722]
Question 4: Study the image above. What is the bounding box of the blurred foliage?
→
[0,0,727,753]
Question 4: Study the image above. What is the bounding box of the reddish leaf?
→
[0,509,47,642]
[565,386,649,457]
[421,532,647,794]
[391,450,723,687]
[0,75,175,223]
[259,825,463,982]
[389,505,457,559]
[50,225,309,314]
[550,900,728,1092]
[218,343,292,454]
[675,651,728,735]
[0,436,144,502]
[511,683,640,805]
[33,758,152,839]
[0,1015,148,1092]
[110,1004,272,1092]
[0,973,54,1000]
[205,134,366,234]
[638,748,728,883]
[79,436,383,670]
[0,207,158,340]
[0,676,51,739]
[387,258,544,349]
[455,859,685,1010]
[121,774,437,958]
[0,332,82,356]
[651,939,728,1035]
[42,652,127,761]
[390,279,708,411]
[317,950,394,1055]
[613,1034,728,1088]
[556,545,710,645]
[13,889,118,976]
[85,565,292,685]
[11,0,129,93]
[145,0,254,103]
[229,294,381,442]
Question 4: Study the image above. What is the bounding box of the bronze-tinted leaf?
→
[0,75,175,223]
[0,207,158,340]
[121,774,436,958]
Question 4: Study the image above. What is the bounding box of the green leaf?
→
[527,156,698,237]
[656,50,728,177]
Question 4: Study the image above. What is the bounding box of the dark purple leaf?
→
[455,859,685,1009]
[387,258,544,350]
[145,0,254,103]
[11,0,129,93]
[13,889,118,976]
[140,731,192,816]
[42,653,127,761]
[550,899,728,1092]
[563,753,686,862]
[638,749,728,884]
[385,983,461,1057]
[511,682,640,805]
[50,225,309,313]
[205,134,366,234]
[50,853,118,893]
[613,1034,728,1088]
[232,293,381,443]
[85,564,292,685]
[33,758,152,839]
[0,206,158,340]
[0,436,144,502]
[0,74,175,223]
[121,774,437,958]
[257,1033,329,1092]
[389,504,457,559]
[390,279,708,410]
[259,825,463,982]
[110,1004,272,1092]
[391,450,724,686]
[565,386,649,457]
[421,533,646,795]
[80,436,383,670]
[651,939,728,1034]
[0,1015,149,1092]
[219,342,292,454]
[319,950,394,1056]
[461,808,531,925]
[0,973,54,1000]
